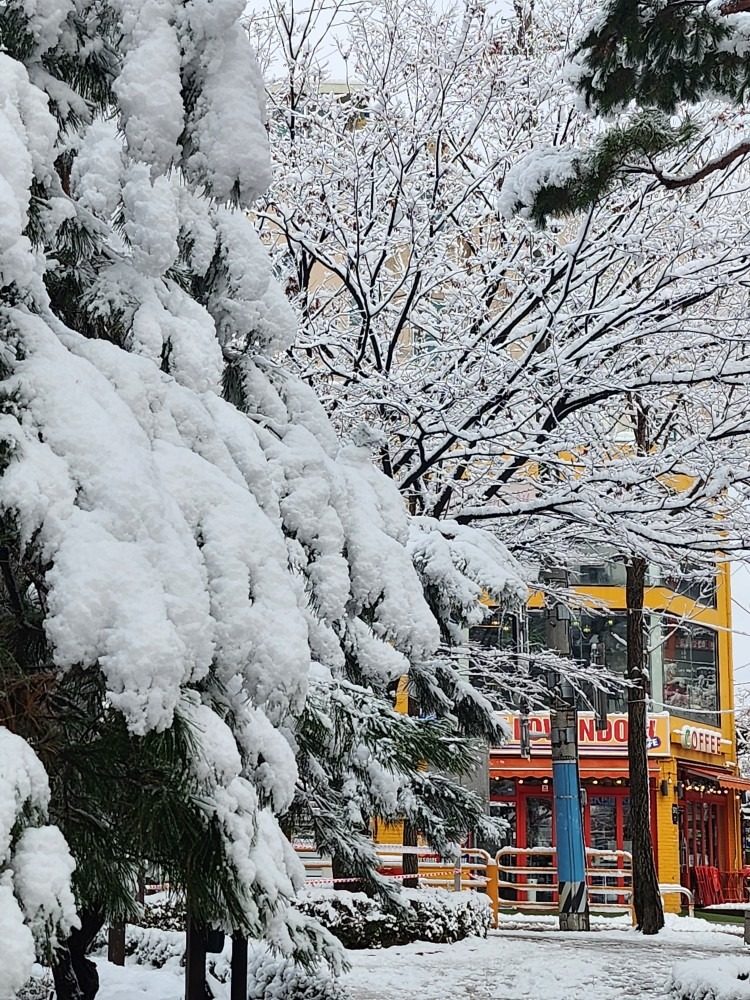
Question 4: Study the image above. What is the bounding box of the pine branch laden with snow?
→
[0,729,77,997]
[252,0,750,580]
[0,0,525,977]
[502,0,750,214]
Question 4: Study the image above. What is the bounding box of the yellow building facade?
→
[481,561,750,911]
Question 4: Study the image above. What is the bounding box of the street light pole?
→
[545,577,590,932]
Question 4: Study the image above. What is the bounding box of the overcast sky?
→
[733,564,750,700]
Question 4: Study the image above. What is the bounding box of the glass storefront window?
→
[570,561,627,587]
[489,802,517,850]
[470,612,546,708]
[470,609,518,651]
[525,797,554,902]
[656,562,716,607]
[526,797,553,847]
[571,613,628,714]
[589,796,617,852]
[589,795,619,903]
[658,617,719,724]
[622,797,632,855]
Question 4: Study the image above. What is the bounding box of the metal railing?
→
[297,843,706,928]
[296,844,501,926]
[659,883,694,917]
[495,846,634,919]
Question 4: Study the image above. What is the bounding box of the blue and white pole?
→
[545,586,590,932]
[551,702,590,928]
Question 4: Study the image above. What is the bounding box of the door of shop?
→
[680,794,724,890]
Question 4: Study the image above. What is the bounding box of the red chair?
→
[720,871,744,903]
[694,866,724,906]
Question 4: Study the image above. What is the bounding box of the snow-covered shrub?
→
[100,925,347,1000]
[0,728,77,996]
[244,944,348,1000]
[122,926,185,969]
[670,958,750,1000]
[295,888,491,950]
[139,894,185,932]
[16,969,54,1000]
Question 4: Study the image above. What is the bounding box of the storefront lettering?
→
[678,726,723,755]
[500,712,669,755]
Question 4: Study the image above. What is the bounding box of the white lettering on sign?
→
[678,726,723,755]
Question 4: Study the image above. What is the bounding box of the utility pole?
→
[545,572,590,931]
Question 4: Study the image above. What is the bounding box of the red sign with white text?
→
[498,712,670,757]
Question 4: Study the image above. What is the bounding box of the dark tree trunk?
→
[331,852,364,893]
[185,917,212,1000]
[626,556,664,934]
[230,934,248,1000]
[107,924,125,966]
[52,910,104,1000]
[401,820,419,888]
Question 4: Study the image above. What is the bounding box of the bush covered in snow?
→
[243,946,348,1000]
[295,887,491,950]
[139,894,185,932]
[670,957,750,1000]
[98,924,346,1000]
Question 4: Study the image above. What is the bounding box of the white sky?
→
[244,0,518,81]
[732,563,750,699]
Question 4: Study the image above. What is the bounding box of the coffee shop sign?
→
[676,726,724,756]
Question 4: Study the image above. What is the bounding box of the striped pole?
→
[551,711,590,931]
[545,576,590,932]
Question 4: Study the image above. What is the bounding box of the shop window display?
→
[659,617,719,724]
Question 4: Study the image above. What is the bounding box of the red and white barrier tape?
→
[304,870,469,886]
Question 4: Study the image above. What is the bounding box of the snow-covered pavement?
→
[343,916,747,1000]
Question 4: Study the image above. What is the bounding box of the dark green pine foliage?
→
[518,0,750,221]
[573,0,750,114]
[288,679,497,901]
[0,0,328,976]
[515,113,699,227]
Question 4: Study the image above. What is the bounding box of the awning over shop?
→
[718,774,750,792]
[677,764,750,791]
[490,757,660,781]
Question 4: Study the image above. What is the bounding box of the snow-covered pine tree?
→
[0,0,525,992]
[275,514,526,896]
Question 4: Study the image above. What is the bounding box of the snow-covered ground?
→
[90,913,747,1000]
[344,915,747,1000]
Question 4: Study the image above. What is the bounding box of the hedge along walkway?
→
[343,916,747,1000]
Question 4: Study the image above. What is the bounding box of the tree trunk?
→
[52,910,104,1000]
[401,820,419,889]
[230,934,248,1000]
[185,916,211,1000]
[626,557,664,934]
[107,924,125,966]
[331,853,366,893]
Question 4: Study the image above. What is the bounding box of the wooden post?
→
[230,934,248,1000]
[107,924,126,966]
